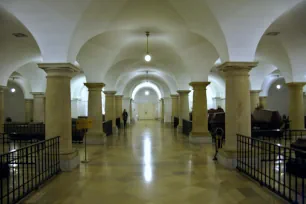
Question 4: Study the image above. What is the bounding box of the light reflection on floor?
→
[23,120,287,204]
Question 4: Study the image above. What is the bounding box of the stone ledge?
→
[189,135,212,144]
[217,149,237,169]
[60,149,80,171]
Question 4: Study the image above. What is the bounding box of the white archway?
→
[131,81,162,100]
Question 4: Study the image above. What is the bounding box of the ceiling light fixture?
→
[276,84,281,90]
[144,31,151,62]
[11,88,16,93]
[145,91,150,96]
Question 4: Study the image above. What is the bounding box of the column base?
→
[86,132,106,145]
[164,122,172,127]
[189,133,212,144]
[113,126,118,135]
[60,149,80,171]
[217,149,237,169]
[177,125,183,133]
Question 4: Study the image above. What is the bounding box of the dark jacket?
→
[122,112,128,120]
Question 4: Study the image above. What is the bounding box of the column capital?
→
[115,95,124,99]
[38,63,80,78]
[25,98,34,102]
[31,92,45,97]
[189,82,210,88]
[287,82,306,89]
[170,94,179,98]
[217,61,258,76]
[84,83,105,90]
[250,90,261,94]
[103,91,116,95]
[177,90,190,95]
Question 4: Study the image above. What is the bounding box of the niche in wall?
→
[4,81,25,122]
[267,78,289,116]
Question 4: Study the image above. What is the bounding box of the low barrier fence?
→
[237,134,306,204]
[173,116,179,128]
[182,119,192,136]
[0,136,60,204]
[103,120,113,136]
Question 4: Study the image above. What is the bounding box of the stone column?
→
[250,90,261,112]
[170,94,179,122]
[104,91,117,133]
[25,99,34,122]
[189,82,210,143]
[115,95,123,126]
[288,82,306,129]
[160,98,164,122]
[217,62,257,168]
[84,83,105,144]
[39,63,80,171]
[177,90,190,132]
[32,92,45,122]
[259,96,267,109]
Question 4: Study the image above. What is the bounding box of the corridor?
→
[24,121,285,204]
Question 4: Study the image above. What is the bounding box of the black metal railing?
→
[237,134,306,204]
[71,125,85,143]
[4,123,45,141]
[4,121,90,143]
[182,119,192,136]
[0,136,60,204]
[116,117,121,129]
[251,129,306,148]
[103,120,112,136]
[0,134,41,154]
[173,116,179,128]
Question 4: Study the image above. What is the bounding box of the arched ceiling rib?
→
[0,6,40,86]
[205,0,301,61]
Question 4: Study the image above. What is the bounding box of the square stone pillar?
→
[39,63,80,171]
[104,91,117,133]
[177,90,190,132]
[25,99,34,122]
[84,83,105,144]
[217,62,257,168]
[170,94,179,122]
[189,82,211,143]
[31,92,45,122]
[250,90,261,113]
[259,96,267,109]
[288,82,306,129]
[115,95,123,125]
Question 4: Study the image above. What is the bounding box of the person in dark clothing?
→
[122,109,128,129]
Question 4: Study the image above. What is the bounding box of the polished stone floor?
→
[23,120,287,204]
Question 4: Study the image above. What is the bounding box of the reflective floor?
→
[23,120,287,204]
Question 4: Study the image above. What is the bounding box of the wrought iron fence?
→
[0,134,41,154]
[116,117,121,129]
[0,136,60,204]
[173,116,179,128]
[237,134,306,204]
[103,120,113,136]
[182,119,192,136]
